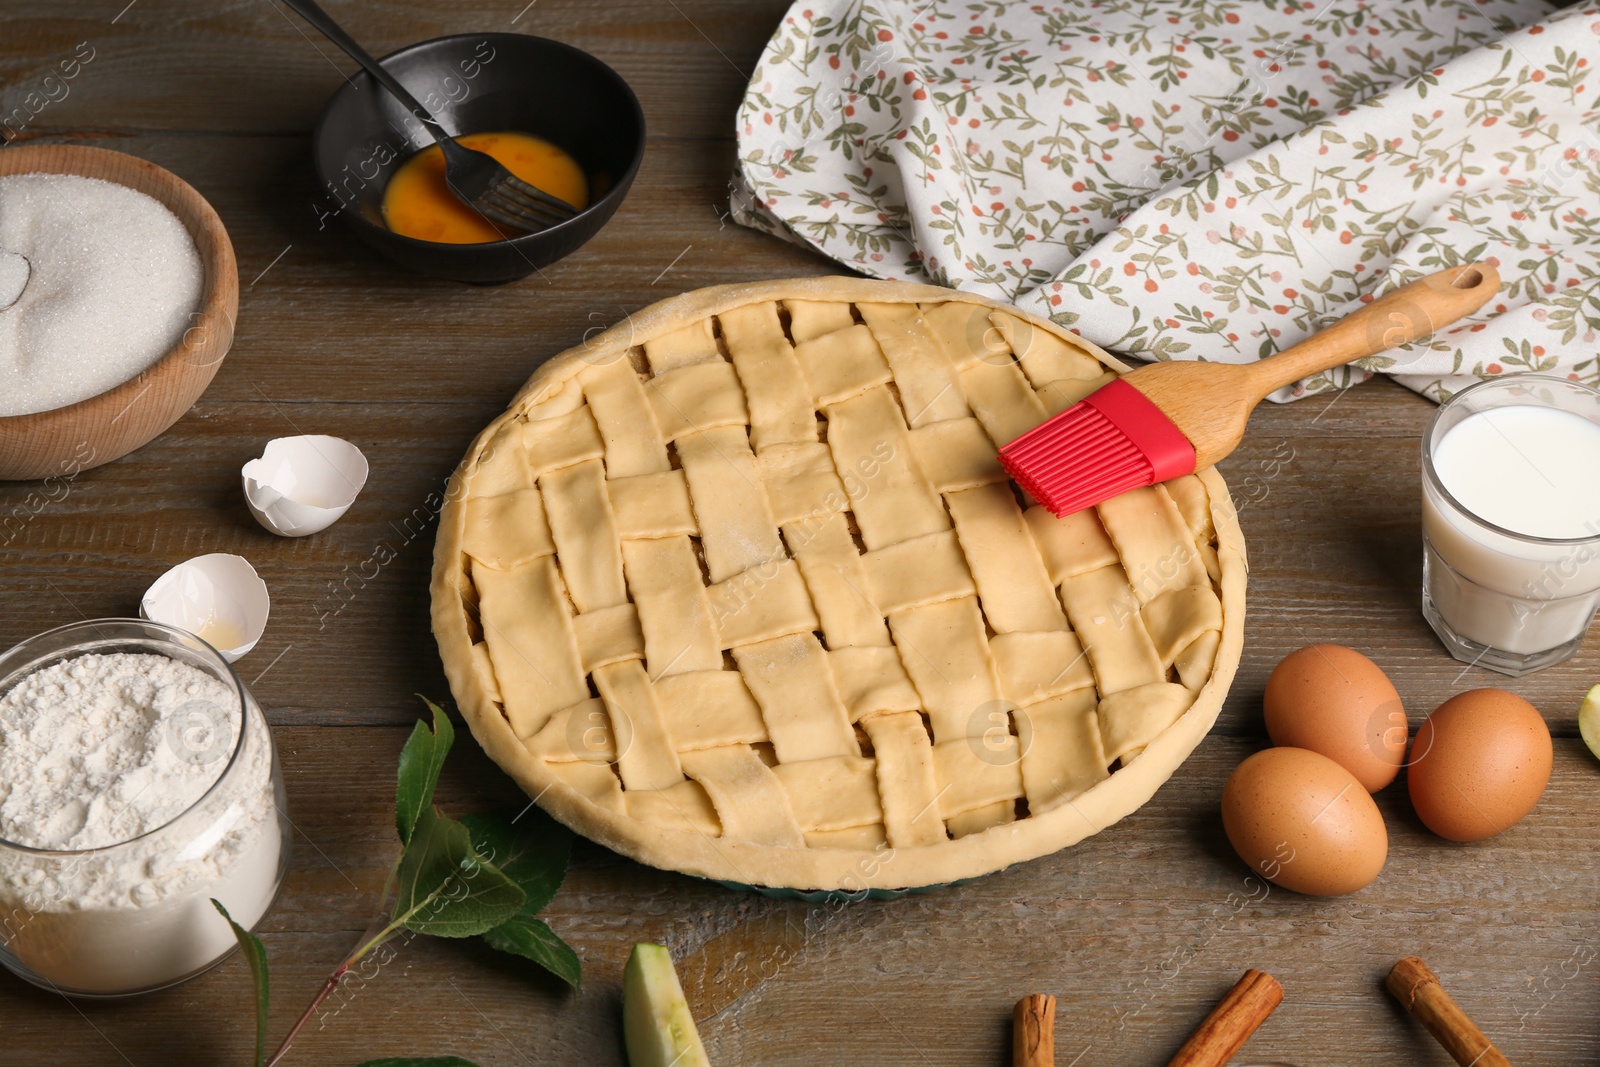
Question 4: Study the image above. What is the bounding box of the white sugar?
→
[0,173,203,417]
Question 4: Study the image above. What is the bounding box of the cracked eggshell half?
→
[140,553,270,662]
[243,434,369,537]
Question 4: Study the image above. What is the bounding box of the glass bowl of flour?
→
[0,618,289,996]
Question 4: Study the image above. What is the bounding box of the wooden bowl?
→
[0,145,238,480]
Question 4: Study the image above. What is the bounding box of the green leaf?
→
[482,915,582,989]
[396,698,454,846]
[459,809,572,917]
[212,899,269,1067]
[391,808,525,938]
[356,1059,484,1067]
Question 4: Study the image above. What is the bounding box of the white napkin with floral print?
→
[733,0,1600,402]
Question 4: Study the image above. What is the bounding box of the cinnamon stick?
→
[1166,969,1283,1067]
[1012,993,1056,1067]
[1386,957,1513,1067]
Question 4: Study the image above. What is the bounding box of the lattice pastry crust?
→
[432,277,1246,891]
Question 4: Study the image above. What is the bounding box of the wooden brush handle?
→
[1244,262,1499,396]
[1387,957,1514,1067]
[1167,970,1284,1067]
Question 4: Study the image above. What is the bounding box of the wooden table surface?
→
[2,2,1597,1064]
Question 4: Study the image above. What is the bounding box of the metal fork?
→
[281,0,579,234]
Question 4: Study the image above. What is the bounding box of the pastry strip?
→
[527,698,614,761]
[547,759,625,814]
[946,484,1067,633]
[645,360,749,440]
[463,488,554,570]
[932,736,1025,815]
[608,470,698,539]
[827,646,922,721]
[516,406,605,477]
[1015,689,1108,812]
[573,603,646,672]
[909,417,1005,493]
[862,710,947,848]
[732,634,860,762]
[1097,682,1196,763]
[856,302,970,426]
[1036,372,1117,416]
[957,357,1050,448]
[756,442,849,525]
[676,425,785,582]
[620,536,722,676]
[578,359,670,478]
[470,422,534,496]
[626,779,721,836]
[706,559,822,649]
[680,745,806,846]
[805,824,888,850]
[474,556,587,738]
[823,386,948,550]
[1142,586,1224,667]
[789,513,892,648]
[918,299,1005,369]
[990,630,1094,705]
[989,310,1107,385]
[782,298,856,342]
[654,670,769,750]
[540,458,628,612]
[594,660,685,791]
[1058,564,1166,696]
[947,801,1014,837]
[642,317,720,373]
[718,301,817,448]
[861,530,976,615]
[1023,504,1120,583]
[1096,486,1210,603]
[889,596,1003,743]
[772,756,884,832]
[793,323,893,407]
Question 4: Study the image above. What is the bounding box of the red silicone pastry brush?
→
[1001,262,1500,516]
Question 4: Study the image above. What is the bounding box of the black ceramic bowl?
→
[312,33,644,283]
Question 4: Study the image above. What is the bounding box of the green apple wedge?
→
[1580,683,1600,763]
[623,943,711,1067]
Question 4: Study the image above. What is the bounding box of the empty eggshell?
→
[243,435,368,537]
[140,553,270,662]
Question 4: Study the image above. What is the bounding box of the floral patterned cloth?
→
[733,0,1600,402]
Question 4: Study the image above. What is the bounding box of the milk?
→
[1422,392,1600,670]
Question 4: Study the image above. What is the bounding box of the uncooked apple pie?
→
[432,277,1244,892]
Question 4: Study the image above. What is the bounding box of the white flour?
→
[0,652,283,994]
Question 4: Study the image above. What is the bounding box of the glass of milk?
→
[1421,375,1600,675]
[0,619,291,996]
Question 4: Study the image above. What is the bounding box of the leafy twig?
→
[221,698,579,1067]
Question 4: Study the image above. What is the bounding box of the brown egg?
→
[1221,747,1388,896]
[1408,689,1552,842]
[1263,644,1405,792]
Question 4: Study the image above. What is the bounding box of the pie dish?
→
[431,277,1246,892]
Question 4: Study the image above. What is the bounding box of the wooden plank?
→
[0,0,785,140]
[0,728,1595,1064]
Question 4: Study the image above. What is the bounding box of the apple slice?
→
[623,943,711,1067]
[1580,683,1600,763]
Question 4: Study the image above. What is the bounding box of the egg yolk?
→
[380,131,589,244]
